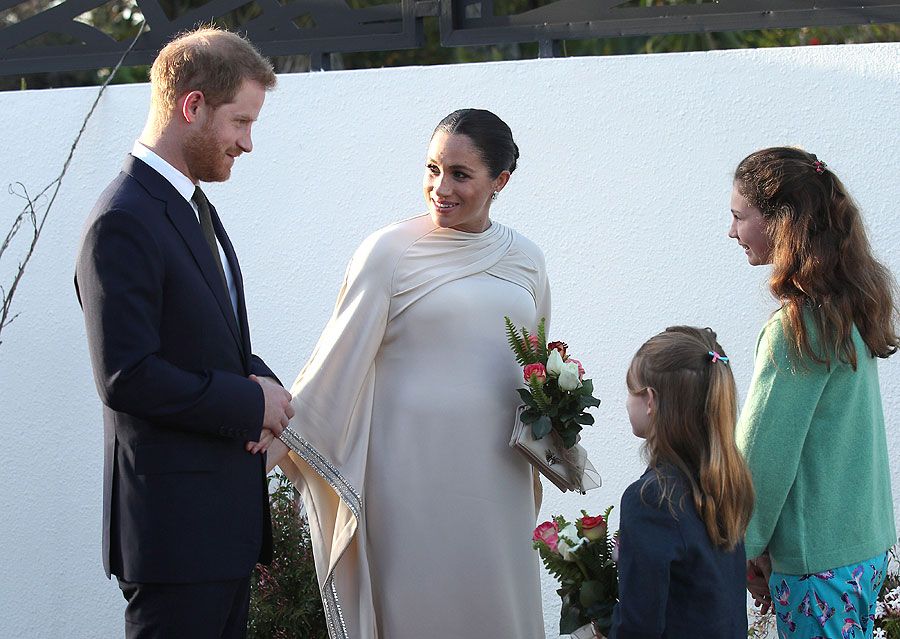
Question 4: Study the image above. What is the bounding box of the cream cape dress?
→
[278,214,549,639]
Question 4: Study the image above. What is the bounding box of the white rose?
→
[557,524,587,561]
[558,361,583,391]
[546,350,565,377]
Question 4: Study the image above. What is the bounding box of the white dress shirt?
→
[131,141,239,322]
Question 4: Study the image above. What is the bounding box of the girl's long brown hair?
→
[627,326,754,550]
[735,147,899,368]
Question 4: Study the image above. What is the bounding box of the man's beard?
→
[184,125,232,183]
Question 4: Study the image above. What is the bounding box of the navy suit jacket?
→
[75,155,274,583]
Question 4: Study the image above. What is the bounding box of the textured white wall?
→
[1,43,898,638]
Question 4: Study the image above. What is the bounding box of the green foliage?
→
[505,315,542,366]
[538,543,586,584]
[876,543,900,639]
[3,0,897,91]
[528,377,553,413]
[883,620,900,639]
[536,318,549,362]
[506,317,601,447]
[248,472,328,639]
[536,509,619,637]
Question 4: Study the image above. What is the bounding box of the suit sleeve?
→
[609,479,683,639]
[76,207,264,441]
[249,354,280,386]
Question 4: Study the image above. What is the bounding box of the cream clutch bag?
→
[509,405,601,494]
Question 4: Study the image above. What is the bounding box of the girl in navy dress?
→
[609,326,755,639]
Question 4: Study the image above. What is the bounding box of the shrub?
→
[248,472,328,639]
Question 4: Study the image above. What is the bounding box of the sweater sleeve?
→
[736,315,830,559]
[609,478,683,639]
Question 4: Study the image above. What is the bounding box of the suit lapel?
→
[124,156,244,358]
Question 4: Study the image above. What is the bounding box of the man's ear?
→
[181,91,205,124]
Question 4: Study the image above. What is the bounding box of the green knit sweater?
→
[737,308,896,575]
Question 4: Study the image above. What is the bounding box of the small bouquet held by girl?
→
[533,509,619,638]
[504,317,601,493]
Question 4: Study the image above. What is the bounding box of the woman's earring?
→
[491,191,499,201]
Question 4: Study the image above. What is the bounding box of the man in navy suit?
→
[75,27,293,638]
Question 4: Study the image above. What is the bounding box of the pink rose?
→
[524,363,547,385]
[579,513,607,541]
[533,520,559,552]
[568,358,585,380]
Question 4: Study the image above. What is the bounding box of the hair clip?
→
[708,351,729,364]
[813,160,827,174]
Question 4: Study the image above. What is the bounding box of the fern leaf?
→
[531,382,553,412]
[540,550,585,585]
[520,326,536,363]
[504,316,529,366]
[537,317,548,361]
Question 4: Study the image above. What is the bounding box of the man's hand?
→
[746,554,773,614]
[252,374,293,437]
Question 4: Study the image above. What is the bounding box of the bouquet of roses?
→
[533,508,619,638]
[504,317,601,448]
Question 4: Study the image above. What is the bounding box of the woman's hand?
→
[265,438,290,473]
[746,553,773,614]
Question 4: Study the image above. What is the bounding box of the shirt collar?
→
[131,141,196,204]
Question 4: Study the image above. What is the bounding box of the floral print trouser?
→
[769,552,889,639]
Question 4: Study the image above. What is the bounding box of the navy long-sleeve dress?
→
[609,465,747,639]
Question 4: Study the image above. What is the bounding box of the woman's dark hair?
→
[432,109,519,178]
[735,147,899,368]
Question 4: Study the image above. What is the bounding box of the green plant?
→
[876,544,900,639]
[248,472,328,639]
[505,317,601,449]
[534,508,618,636]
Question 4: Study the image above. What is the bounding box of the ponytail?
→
[628,327,754,550]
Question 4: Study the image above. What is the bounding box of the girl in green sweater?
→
[729,147,898,638]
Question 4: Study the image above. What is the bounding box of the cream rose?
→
[557,524,587,561]
[546,349,565,377]
[558,361,583,391]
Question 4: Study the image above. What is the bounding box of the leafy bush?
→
[248,472,328,639]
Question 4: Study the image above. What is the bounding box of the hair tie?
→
[708,351,729,364]
[812,159,827,174]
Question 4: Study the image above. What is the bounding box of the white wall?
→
[1,42,898,638]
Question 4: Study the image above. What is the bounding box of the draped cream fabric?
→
[279,215,550,639]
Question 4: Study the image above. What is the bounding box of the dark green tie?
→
[192,186,228,293]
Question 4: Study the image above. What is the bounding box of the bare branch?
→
[0,21,147,348]
[0,183,40,261]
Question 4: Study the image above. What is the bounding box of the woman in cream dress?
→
[266,109,549,639]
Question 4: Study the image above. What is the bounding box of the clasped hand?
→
[746,553,773,614]
[245,375,293,455]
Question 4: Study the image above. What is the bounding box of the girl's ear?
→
[646,387,657,415]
